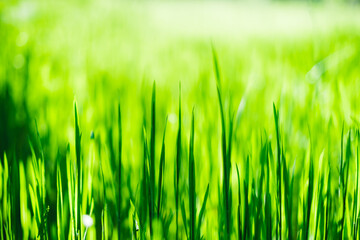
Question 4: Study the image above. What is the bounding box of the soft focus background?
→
[1,0,360,239]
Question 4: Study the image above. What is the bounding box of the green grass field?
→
[1,0,360,239]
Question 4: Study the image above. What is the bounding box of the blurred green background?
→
[1,0,360,239]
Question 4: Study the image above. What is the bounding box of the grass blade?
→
[273,103,282,240]
[181,200,189,240]
[176,82,182,240]
[74,101,82,240]
[265,139,273,240]
[352,129,360,239]
[235,164,242,240]
[189,108,196,240]
[325,162,332,240]
[157,117,168,218]
[303,132,314,240]
[340,128,351,239]
[196,184,210,240]
[139,127,149,239]
[243,155,250,240]
[315,172,324,240]
[212,45,232,239]
[57,162,64,240]
[118,102,122,240]
[149,82,156,237]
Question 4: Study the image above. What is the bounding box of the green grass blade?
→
[149,82,156,237]
[353,129,360,239]
[282,146,295,240]
[74,101,82,240]
[341,129,351,239]
[264,139,273,240]
[315,172,324,240]
[65,143,76,240]
[139,126,149,238]
[254,143,267,240]
[181,200,189,240]
[189,108,196,240]
[235,164,242,240]
[57,164,63,240]
[340,124,344,196]
[196,184,210,240]
[304,136,314,240]
[117,102,122,240]
[325,163,331,240]
[100,160,107,240]
[157,117,168,218]
[176,81,182,240]
[273,103,282,240]
[10,153,20,239]
[212,45,231,239]
[265,192,272,240]
[243,155,250,240]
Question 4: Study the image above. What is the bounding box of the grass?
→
[117,103,122,240]
[74,102,82,240]
[273,103,282,240]
[2,50,360,239]
[2,1,360,239]
[181,108,210,240]
[213,45,234,239]
[175,82,182,240]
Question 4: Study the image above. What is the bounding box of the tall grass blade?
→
[57,162,64,240]
[265,139,273,240]
[10,153,20,239]
[149,82,156,237]
[340,128,351,239]
[181,200,189,240]
[117,102,122,239]
[196,184,210,240]
[304,132,314,240]
[74,102,82,240]
[235,164,242,240]
[243,155,250,240]
[176,82,182,240]
[353,129,360,239]
[189,108,196,240]
[282,148,295,240]
[273,103,282,240]
[325,162,331,240]
[212,45,232,239]
[139,127,149,239]
[157,117,168,218]
[254,141,267,240]
[66,143,76,240]
[100,160,107,240]
[315,172,324,240]
[27,121,48,240]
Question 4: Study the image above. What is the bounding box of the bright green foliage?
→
[235,164,242,240]
[117,103,122,240]
[175,82,182,240]
[74,102,82,240]
[273,103,283,240]
[28,122,49,240]
[149,82,156,237]
[189,109,196,240]
[213,46,234,240]
[182,109,210,240]
[2,1,360,240]
[57,159,64,240]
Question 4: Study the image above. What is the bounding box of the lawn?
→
[1,0,360,239]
